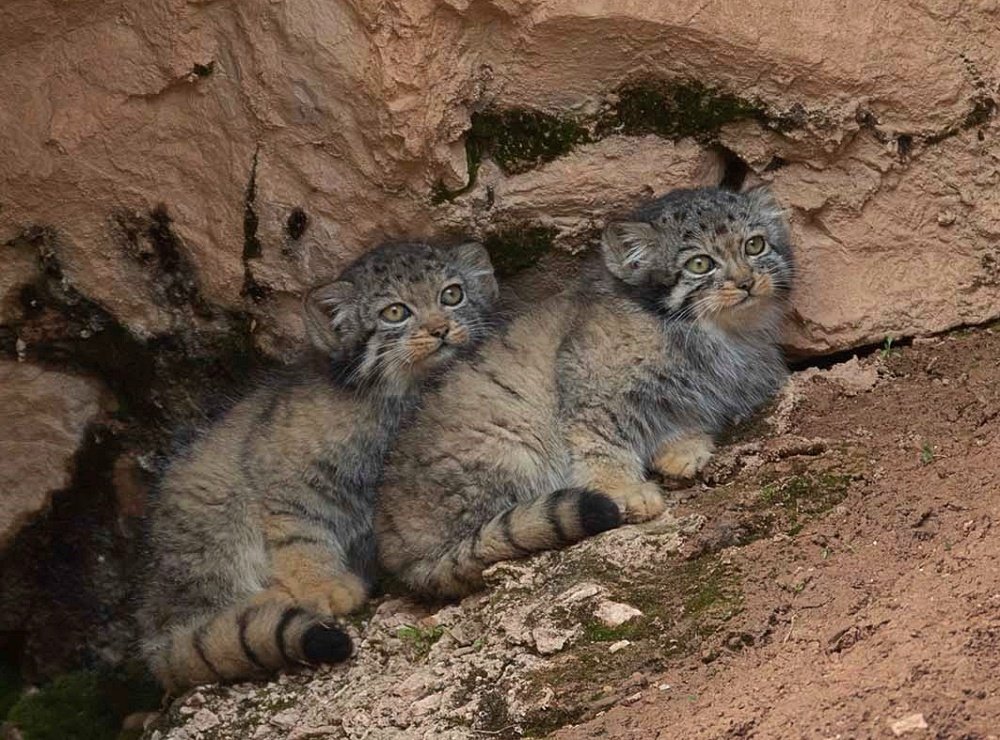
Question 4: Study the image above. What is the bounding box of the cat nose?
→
[735,276,754,291]
[426,320,450,338]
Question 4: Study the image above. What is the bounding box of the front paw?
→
[604,481,666,523]
[652,434,715,479]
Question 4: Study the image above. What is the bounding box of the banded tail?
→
[405,487,621,598]
[144,596,351,692]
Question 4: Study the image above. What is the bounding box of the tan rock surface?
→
[0,361,107,548]
[3,0,999,356]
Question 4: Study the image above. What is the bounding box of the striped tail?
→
[405,487,621,598]
[143,597,352,692]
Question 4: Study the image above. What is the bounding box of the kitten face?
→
[305,241,498,389]
[602,187,794,331]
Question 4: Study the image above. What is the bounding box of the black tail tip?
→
[302,624,353,665]
[576,488,623,536]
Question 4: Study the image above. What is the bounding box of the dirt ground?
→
[555,328,1000,739]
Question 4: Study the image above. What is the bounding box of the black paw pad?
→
[302,624,352,664]
[576,489,622,536]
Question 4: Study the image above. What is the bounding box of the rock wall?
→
[3,0,999,360]
[1,0,1000,701]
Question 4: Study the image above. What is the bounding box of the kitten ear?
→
[741,184,785,219]
[600,221,660,283]
[449,241,499,303]
[303,280,360,355]
[743,183,788,229]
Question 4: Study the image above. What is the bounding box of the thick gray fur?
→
[137,241,498,690]
[375,187,795,598]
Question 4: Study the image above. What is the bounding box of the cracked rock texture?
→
[3,0,1000,359]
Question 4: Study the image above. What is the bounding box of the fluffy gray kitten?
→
[376,187,794,598]
[137,241,498,690]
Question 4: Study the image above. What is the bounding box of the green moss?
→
[0,660,23,719]
[756,473,851,513]
[469,108,590,175]
[681,559,742,624]
[755,472,852,534]
[432,108,589,203]
[397,624,445,659]
[582,621,637,643]
[7,672,118,740]
[483,225,557,277]
[521,704,585,738]
[473,687,518,737]
[343,598,380,629]
[5,663,162,740]
[431,79,772,203]
[596,80,765,140]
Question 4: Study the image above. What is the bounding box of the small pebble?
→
[608,639,631,653]
[890,713,928,735]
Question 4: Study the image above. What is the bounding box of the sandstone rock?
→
[608,640,631,654]
[594,600,643,628]
[436,136,723,250]
[890,713,929,736]
[532,625,578,655]
[3,0,999,358]
[0,244,38,324]
[0,361,106,549]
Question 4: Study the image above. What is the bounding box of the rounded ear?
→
[302,280,359,355]
[741,184,785,220]
[600,221,660,283]
[449,241,499,303]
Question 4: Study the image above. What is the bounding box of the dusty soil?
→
[557,328,1000,739]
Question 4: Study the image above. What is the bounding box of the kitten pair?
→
[139,186,795,691]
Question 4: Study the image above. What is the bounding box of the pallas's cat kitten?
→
[376,187,794,598]
[138,241,498,690]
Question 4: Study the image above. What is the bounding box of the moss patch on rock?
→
[433,78,773,202]
[753,472,852,535]
[396,624,446,660]
[595,80,766,140]
[4,664,158,740]
[468,108,590,175]
[522,554,743,732]
[0,660,23,720]
[483,225,557,277]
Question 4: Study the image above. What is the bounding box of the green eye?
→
[683,255,716,275]
[440,284,464,307]
[745,236,767,256]
[379,303,411,323]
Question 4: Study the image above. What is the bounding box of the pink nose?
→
[425,320,450,339]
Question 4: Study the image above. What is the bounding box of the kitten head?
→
[304,241,498,389]
[601,186,794,331]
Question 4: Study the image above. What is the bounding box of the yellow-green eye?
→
[440,284,464,307]
[683,255,715,275]
[744,235,767,256]
[379,303,411,323]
